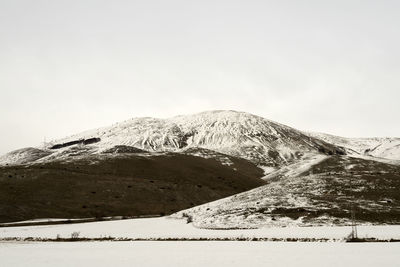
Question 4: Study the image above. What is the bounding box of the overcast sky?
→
[1,0,399,154]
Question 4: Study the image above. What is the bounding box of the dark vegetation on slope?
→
[305,156,400,223]
[50,137,101,149]
[178,155,400,228]
[102,145,147,154]
[269,156,400,224]
[0,150,265,223]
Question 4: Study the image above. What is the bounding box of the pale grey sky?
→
[1,0,399,154]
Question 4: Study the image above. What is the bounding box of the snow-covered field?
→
[1,214,399,267]
[1,217,400,241]
[1,241,399,267]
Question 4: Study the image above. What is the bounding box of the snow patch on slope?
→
[308,132,400,160]
[262,153,328,180]
[0,148,51,166]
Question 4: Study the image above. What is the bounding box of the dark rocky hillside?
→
[0,151,264,223]
[173,156,400,228]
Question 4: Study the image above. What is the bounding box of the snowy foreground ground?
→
[1,217,400,240]
[1,241,399,267]
[1,217,399,267]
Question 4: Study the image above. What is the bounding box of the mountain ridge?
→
[0,110,344,167]
[307,132,400,161]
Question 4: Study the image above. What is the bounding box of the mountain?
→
[308,132,400,161]
[0,110,343,167]
[0,110,399,225]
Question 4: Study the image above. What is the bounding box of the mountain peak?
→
[0,110,342,167]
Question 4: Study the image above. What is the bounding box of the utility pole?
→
[349,172,358,240]
[351,204,358,239]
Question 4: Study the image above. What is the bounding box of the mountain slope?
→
[0,148,51,166]
[172,155,400,228]
[308,132,400,161]
[0,150,264,223]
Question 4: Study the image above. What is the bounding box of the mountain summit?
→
[0,110,342,167]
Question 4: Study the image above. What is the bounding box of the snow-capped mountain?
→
[308,132,400,161]
[0,110,342,167]
[1,110,399,226]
